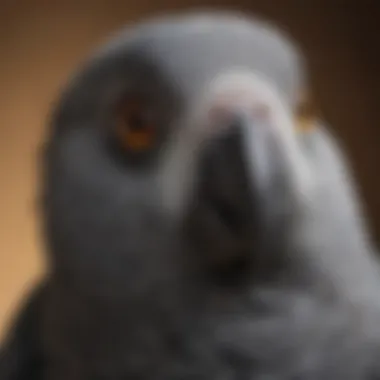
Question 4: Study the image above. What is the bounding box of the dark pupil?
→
[128,111,146,131]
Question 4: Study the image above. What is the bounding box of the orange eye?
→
[116,99,156,152]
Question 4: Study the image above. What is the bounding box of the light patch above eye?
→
[115,97,157,152]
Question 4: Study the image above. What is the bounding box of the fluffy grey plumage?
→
[1,11,380,380]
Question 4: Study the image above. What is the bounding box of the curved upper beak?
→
[183,111,288,283]
[196,111,282,231]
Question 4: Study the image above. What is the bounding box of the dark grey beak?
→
[197,117,257,234]
[184,113,287,286]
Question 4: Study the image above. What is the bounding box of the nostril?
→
[251,103,271,120]
[207,104,233,126]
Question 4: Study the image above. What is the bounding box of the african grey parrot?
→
[1,11,380,380]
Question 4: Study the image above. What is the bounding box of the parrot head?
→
[40,12,374,305]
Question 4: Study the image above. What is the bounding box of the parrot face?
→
[43,13,309,299]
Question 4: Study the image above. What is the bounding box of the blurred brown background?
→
[0,1,379,339]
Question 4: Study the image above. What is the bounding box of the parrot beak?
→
[184,113,281,286]
[197,115,257,232]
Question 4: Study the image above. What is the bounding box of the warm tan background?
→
[1,1,379,340]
